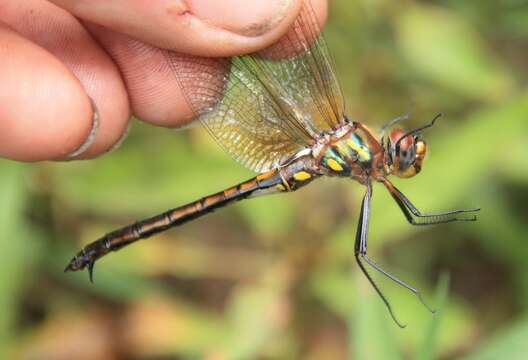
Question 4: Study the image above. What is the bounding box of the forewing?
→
[167,2,346,173]
[255,2,346,132]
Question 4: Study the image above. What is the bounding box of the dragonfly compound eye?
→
[395,137,428,178]
[386,129,426,179]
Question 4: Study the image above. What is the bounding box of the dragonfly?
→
[65,2,479,327]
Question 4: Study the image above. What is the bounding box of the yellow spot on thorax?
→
[346,139,371,161]
[327,158,343,172]
[335,142,350,158]
[293,171,312,181]
[275,184,286,191]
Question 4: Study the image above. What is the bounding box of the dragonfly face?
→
[384,128,428,179]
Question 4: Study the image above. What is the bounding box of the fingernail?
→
[187,0,293,36]
[106,121,131,154]
[67,97,100,159]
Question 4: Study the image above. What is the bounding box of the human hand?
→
[0,0,326,161]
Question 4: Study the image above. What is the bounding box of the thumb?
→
[48,0,323,57]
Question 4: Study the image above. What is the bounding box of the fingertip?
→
[1,0,132,160]
[0,25,94,162]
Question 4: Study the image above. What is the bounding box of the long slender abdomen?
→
[64,170,285,276]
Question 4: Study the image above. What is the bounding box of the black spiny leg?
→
[354,183,407,328]
[355,183,437,328]
[383,179,480,226]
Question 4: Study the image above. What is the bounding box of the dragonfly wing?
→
[166,2,346,173]
[167,53,310,173]
[254,2,346,133]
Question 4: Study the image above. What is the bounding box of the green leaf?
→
[0,162,36,356]
[349,271,402,360]
[459,316,528,360]
[222,280,290,359]
[416,273,450,360]
[395,5,515,101]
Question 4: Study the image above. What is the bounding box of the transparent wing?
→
[254,2,346,132]
[167,2,346,173]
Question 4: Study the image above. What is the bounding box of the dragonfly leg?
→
[361,254,435,314]
[383,179,480,226]
[355,183,437,327]
[354,183,406,328]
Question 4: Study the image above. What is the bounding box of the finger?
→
[87,26,201,127]
[0,24,93,161]
[1,0,130,159]
[86,0,327,127]
[48,0,306,57]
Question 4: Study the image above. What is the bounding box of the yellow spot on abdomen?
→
[293,171,311,181]
[327,158,343,172]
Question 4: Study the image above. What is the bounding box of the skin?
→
[0,0,327,162]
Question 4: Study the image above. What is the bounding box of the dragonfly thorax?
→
[316,121,429,182]
[318,122,385,181]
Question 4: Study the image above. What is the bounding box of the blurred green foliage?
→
[1,0,528,358]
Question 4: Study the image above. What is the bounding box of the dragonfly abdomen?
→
[65,163,318,280]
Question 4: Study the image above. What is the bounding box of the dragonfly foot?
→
[416,291,436,314]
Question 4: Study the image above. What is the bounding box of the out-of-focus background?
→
[1,0,527,359]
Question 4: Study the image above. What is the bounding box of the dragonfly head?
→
[384,128,427,179]
[381,113,442,179]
